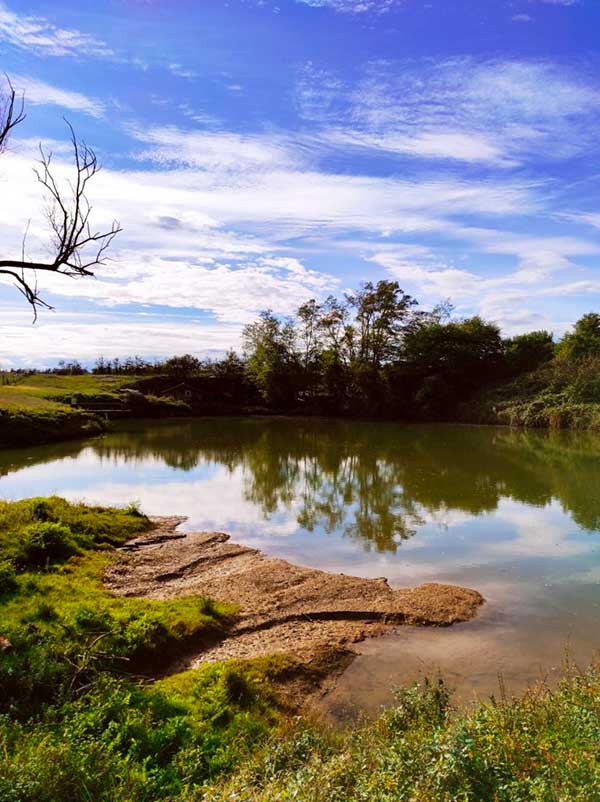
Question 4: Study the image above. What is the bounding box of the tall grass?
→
[207,669,600,802]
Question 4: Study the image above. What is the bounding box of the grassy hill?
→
[0,374,134,447]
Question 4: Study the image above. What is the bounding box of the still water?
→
[1,418,600,713]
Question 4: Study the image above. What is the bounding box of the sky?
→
[1,0,600,366]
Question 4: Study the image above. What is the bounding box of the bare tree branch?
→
[0,78,121,320]
[0,74,25,154]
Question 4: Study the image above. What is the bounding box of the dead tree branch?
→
[0,74,25,154]
[0,78,121,319]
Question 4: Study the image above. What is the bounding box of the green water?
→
[1,418,599,711]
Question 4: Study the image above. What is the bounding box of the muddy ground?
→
[105,518,484,705]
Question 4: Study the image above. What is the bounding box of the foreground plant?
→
[206,670,600,802]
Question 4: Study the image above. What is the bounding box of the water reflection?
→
[1,419,600,555]
[2,418,600,706]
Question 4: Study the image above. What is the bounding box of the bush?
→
[20,522,77,567]
[0,560,17,595]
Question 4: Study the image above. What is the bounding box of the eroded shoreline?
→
[105,517,484,702]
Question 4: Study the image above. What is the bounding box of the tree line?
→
[14,281,600,421]
[241,280,558,417]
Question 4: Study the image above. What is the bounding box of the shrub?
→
[20,522,77,567]
[0,560,17,595]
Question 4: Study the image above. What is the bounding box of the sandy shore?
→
[105,517,484,702]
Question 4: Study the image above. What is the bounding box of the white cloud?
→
[0,113,596,351]
[0,2,112,58]
[130,125,297,172]
[533,0,578,5]
[294,0,399,12]
[0,308,242,367]
[297,58,600,165]
[168,63,199,81]
[571,212,600,231]
[35,254,338,323]
[324,129,511,166]
[366,227,600,334]
[9,74,104,118]
[0,122,544,344]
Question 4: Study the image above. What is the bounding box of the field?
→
[0,374,146,447]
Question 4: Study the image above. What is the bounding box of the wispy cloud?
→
[0,2,113,58]
[367,227,600,335]
[129,125,297,172]
[0,123,538,339]
[293,0,400,12]
[9,74,104,118]
[0,308,243,367]
[168,63,199,81]
[533,0,578,6]
[297,58,600,165]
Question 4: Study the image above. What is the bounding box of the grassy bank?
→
[205,667,600,801]
[0,374,189,446]
[464,355,600,430]
[0,374,127,447]
[0,497,289,801]
[5,346,600,450]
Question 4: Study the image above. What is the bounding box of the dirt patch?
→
[105,517,484,704]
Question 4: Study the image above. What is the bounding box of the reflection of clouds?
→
[32,465,303,540]
[490,499,588,558]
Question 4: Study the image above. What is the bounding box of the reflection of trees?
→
[2,418,600,552]
[92,420,600,551]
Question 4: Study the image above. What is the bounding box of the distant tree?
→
[403,316,504,375]
[346,281,419,370]
[557,313,600,360]
[93,356,109,375]
[163,354,202,379]
[53,360,86,376]
[297,299,322,371]
[402,316,504,415]
[504,330,554,375]
[0,75,120,318]
[212,350,246,380]
[316,295,351,362]
[243,310,297,405]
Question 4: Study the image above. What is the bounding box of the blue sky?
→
[1,0,600,366]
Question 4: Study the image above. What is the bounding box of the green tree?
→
[242,310,297,405]
[557,313,600,360]
[504,330,554,375]
[403,316,504,416]
[163,354,202,379]
[297,299,322,371]
[346,281,418,370]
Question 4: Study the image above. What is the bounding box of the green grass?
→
[0,376,120,446]
[0,498,235,717]
[207,669,600,802]
[0,374,190,446]
[0,657,289,802]
[0,374,133,410]
[0,497,284,800]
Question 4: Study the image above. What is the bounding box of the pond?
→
[1,417,599,715]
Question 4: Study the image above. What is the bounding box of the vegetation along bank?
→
[4,282,600,446]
